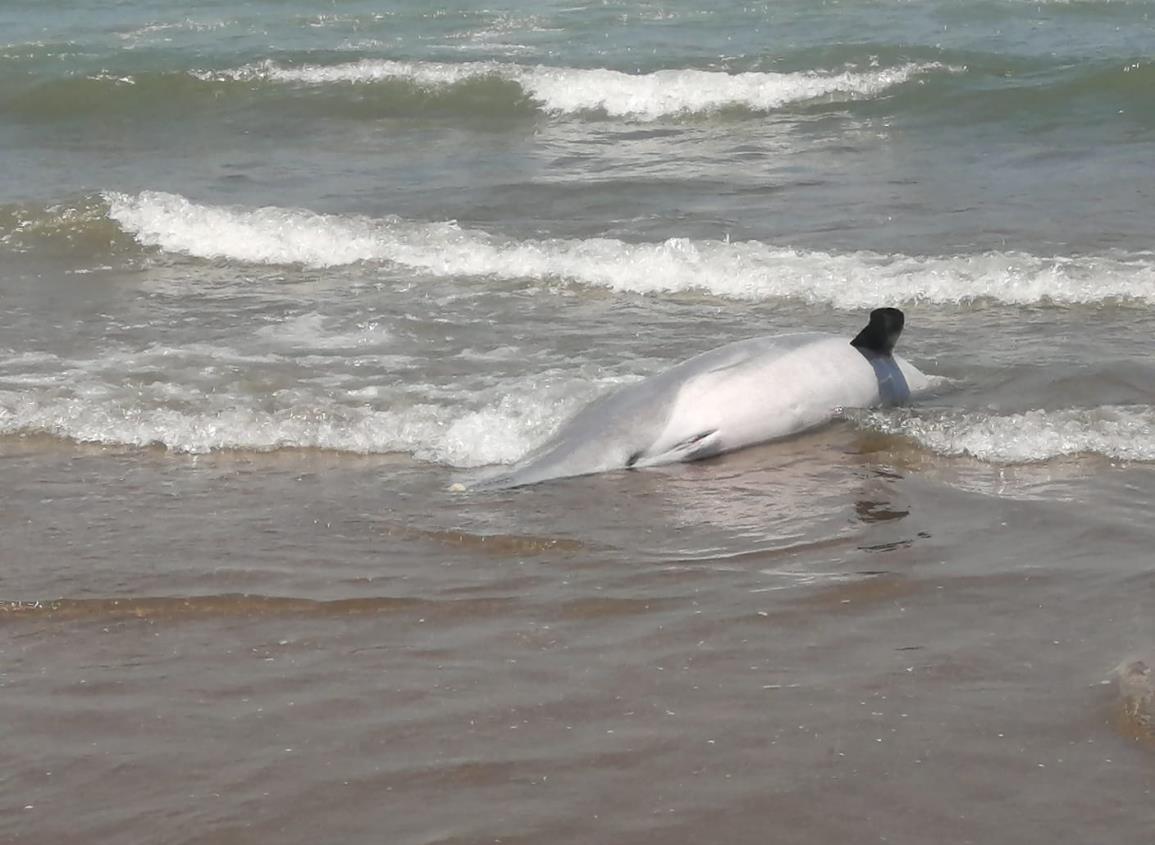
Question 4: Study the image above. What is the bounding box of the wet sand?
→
[3,438,1154,844]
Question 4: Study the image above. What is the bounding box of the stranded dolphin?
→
[474,308,931,489]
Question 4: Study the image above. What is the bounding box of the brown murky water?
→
[4,432,1153,845]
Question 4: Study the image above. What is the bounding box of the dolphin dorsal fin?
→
[850,308,905,355]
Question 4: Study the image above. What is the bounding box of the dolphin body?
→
[475,308,931,490]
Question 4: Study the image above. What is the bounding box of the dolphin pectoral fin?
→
[635,429,722,467]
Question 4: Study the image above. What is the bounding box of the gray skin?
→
[472,330,926,490]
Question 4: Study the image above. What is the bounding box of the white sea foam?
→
[105,191,1155,308]
[255,312,392,350]
[8,337,1153,467]
[204,59,943,118]
[860,406,1155,463]
[0,346,613,465]
[105,191,390,266]
[118,18,230,42]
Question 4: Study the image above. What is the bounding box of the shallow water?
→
[3,1,1155,842]
[5,441,1155,843]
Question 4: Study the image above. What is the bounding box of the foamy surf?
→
[10,373,1154,469]
[0,391,537,464]
[859,405,1155,463]
[103,191,1155,308]
[203,59,947,119]
[0,346,622,465]
[0,387,549,465]
[6,341,1152,468]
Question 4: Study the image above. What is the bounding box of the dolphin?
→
[474,308,931,489]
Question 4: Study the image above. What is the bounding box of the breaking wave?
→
[860,405,1155,463]
[0,344,617,465]
[203,59,946,119]
[99,191,1155,308]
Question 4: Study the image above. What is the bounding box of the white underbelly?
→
[478,331,933,487]
[650,337,911,457]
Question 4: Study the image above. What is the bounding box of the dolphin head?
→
[850,307,905,355]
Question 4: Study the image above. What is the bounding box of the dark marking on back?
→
[851,307,911,405]
[850,307,904,355]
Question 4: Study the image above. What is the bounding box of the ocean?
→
[2,1,1154,842]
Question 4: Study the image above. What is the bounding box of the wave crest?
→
[103,191,1155,308]
[205,58,946,119]
[861,406,1155,463]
